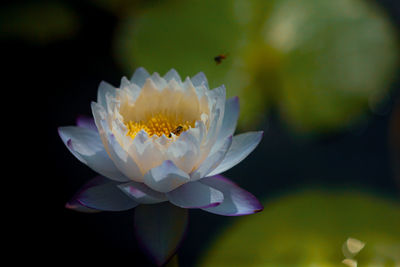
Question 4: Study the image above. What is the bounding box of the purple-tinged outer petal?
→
[76,115,97,132]
[118,181,167,204]
[166,181,223,209]
[200,175,263,216]
[208,131,263,177]
[70,176,138,211]
[65,200,101,213]
[144,160,190,193]
[134,202,188,266]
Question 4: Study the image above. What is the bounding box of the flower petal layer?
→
[210,96,239,155]
[166,181,223,208]
[69,176,138,211]
[208,131,263,176]
[191,72,209,89]
[130,67,150,87]
[164,68,181,83]
[118,181,167,204]
[200,175,263,216]
[134,202,188,266]
[97,81,116,109]
[144,160,190,192]
[190,135,232,180]
[107,133,144,182]
[58,126,129,182]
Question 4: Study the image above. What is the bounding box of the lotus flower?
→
[59,68,263,265]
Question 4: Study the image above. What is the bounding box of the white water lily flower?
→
[59,68,263,265]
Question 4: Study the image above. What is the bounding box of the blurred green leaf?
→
[200,190,400,266]
[262,0,399,133]
[114,0,399,134]
[114,0,243,89]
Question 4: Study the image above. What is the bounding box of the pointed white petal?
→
[107,134,144,182]
[58,126,129,182]
[191,72,209,89]
[130,67,150,87]
[118,181,167,204]
[164,69,181,82]
[210,96,239,154]
[150,72,167,90]
[208,131,263,176]
[166,181,223,208]
[191,135,232,180]
[166,128,201,173]
[144,160,190,192]
[97,81,115,109]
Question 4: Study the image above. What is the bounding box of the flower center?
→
[125,113,195,139]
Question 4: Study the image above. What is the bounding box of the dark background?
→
[4,0,399,266]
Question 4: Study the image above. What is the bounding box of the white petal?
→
[166,130,200,173]
[190,135,232,180]
[91,101,111,153]
[210,96,239,155]
[120,76,130,90]
[107,134,144,182]
[207,131,263,176]
[194,108,221,168]
[131,131,165,175]
[97,81,115,109]
[191,72,209,89]
[130,67,150,87]
[166,181,223,208]
[203,85,226,146]
[144,160,190,192]
[164,69,181,82]
[118,181,167,204]
[150,72,167,90]
[58,126,129,182]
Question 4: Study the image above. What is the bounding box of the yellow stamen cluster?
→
[125,113,195,139]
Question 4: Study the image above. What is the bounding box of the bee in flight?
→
[169,125,184,138]
[214,53,228,65]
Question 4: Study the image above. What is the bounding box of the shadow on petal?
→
[70,176,138,211]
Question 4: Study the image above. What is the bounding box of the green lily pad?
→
[200,190,400,266]
[262,0,399,133]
